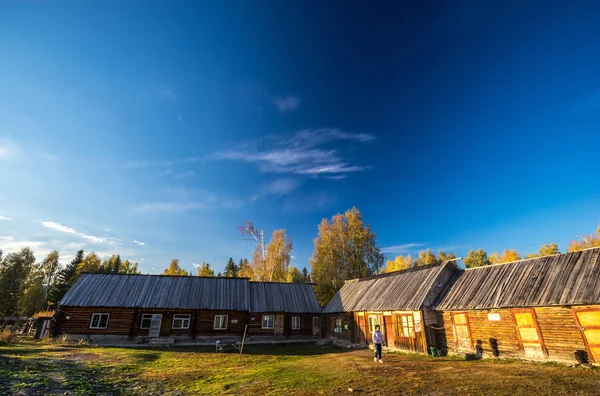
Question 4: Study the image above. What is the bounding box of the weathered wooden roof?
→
[324,261,457,313]
[60,273,250,311]
[249,282,321,313]
[60,273,322,313]
[436,248,600,310]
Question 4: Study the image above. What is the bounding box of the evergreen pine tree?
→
[50,250,84,306]
[224,258,239,277]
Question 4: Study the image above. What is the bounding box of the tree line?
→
[382,225,600,272]
[2,211,598,314]
[0,250,139,317]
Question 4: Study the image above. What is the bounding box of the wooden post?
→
[239,324,248,359]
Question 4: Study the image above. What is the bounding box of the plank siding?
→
[58,307,135,336]
[535,306,587,362]
[246,313,315,337]
[439,306,592,363]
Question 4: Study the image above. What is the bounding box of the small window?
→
[394,314,414,338]
[368,315,378,333]
[292,316,300,330]
[172,314,191,329]
[214,315,228,330]
[89,313,109,329]
[334,317,343,333]
[262,315,274,329]
[140,314,153,329]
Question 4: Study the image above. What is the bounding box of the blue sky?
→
[1,1,600,273]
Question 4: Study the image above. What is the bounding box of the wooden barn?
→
[56,273,321,344]
[324,260,459,354]
[435,247,600,364]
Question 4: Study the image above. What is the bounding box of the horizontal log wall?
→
[325,313,353,341]
[58,307,135,336]
[247,312,316,337]
[440,306,597,363]
[58,307,316,338]
[443,310,522,358]
[535,306,588,362]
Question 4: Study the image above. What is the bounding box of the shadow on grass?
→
[126,342,357,357]
[0,354,143,396]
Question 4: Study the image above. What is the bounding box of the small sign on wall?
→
[231,319,238,324]
[487,313,501,321]
[414,322,422,332]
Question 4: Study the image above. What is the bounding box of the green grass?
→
[1,337,600,395]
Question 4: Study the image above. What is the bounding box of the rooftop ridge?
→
[463,246,600,271]
[79,272,252,280]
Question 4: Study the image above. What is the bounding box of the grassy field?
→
[1,338,600,395]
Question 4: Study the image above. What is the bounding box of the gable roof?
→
[249,282,321,313]
[436,247,600,310]
[324,261,458,313]
[59,273,320,313]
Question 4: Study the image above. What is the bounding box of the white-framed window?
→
[292,316,300,330]
[140,314,154,329]
[313,316,320,328]
[368,315,378,333]
[214,315,228,330]
[262,315,274,329]
[334,317,343,333]
[172,314,191,329]
[89,313,109,329]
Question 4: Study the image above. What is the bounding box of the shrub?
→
[0,330,17,344]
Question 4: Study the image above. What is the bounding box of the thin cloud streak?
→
[133,189,244,214]
[380,243,427,254]
[41,221,109,244]
[0,215,12,220]
[133,240,146,246]
[0,139,19,161]
[273,95,300,113]
[251,178,300,201]
[210,129,374,178]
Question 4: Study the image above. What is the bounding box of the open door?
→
[148,314,162,338]
[573,309,600,363]
[511,309,547,359]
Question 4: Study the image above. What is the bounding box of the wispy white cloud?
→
[380,243,427,254]
[251,178,300,201]
[0,236,15,241]
[210,129,374,178]
[133,189,243,214]
[0,139,19,161]
[133,240,145,246]
[41,221,109,244]
[115,157,200,170]
[273,95,300,113]
[0,215,12,220]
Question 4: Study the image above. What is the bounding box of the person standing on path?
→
[372,324,384,363]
